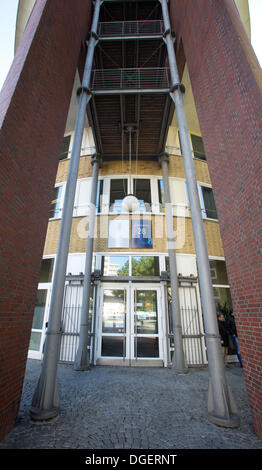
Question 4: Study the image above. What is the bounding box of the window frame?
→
[59,134,72,161]
[190,133,206,161]
[198,183,218,221]
[28,255,55,358]
[49,183,66,220]
[209,257,232,313]
[98,253,165,278]
[176,130,206,161]
[103,176,154,215]
[156,176,190,217]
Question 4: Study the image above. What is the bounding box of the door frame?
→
[28,284,51,360]
[95,282,167,367]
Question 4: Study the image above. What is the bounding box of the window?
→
[110,179,128,213]
[74,178,103,216]
[96,180,104,213]
[74,179,91,216]
[200,186,217,219]
[50,185,63,218]
[213,287,232,311]
[158,178,189,216]
[158,180,165,212]
[131,256,160,277]
[133,179,151,212]
[209,259,232,314]
[59,135,71,160]
[102,256,129,276]
[39,258,54,283]
[209,260,229,285]
[29,289,48,351]
[191,134,206,161]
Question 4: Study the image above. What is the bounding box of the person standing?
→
[217,314,229,365]
[226,313,243,367]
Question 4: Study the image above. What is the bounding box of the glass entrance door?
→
[132,289,160,362]
[97,284,164,366]
[101,288,127,359]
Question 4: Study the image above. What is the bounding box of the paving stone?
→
[0,359,262,450]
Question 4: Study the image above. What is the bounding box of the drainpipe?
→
[74,154,101,370]
[30,0,102,421]
[159,0,239,427]
[159,153,188,373]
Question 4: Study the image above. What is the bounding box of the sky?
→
[0,0,261,91]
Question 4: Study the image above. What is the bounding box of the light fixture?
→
[122,126,139,213]
[122,194,139,212]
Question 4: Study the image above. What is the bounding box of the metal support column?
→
[74,154,101,370]
[159,153,187,373]
[30,0,102,421]
[159,0,240,427]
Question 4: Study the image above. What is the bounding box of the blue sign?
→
[131,220,153,248]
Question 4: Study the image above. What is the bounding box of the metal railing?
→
[91,67,170,93]
[98,20,164,38]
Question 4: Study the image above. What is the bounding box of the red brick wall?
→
[169,0,262,438]
[0,0,92,441]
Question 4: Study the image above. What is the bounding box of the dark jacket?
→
[226,314,238,337]
[218,319,229,347]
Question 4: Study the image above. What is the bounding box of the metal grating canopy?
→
[87,0,174,159]
[91,67,170,94]
[98,19,164,38]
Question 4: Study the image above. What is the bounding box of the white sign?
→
[108,219,129,248]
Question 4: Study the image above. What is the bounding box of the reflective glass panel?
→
[134,290,158,334]
[39,258,54,283]
[132,256,159,276]
[133,179,151,212]
[102,256,129,276]
[165,256,169,273]
[50,185,63,218]
[200,187,217,219]
[101,337,124,357]
[136,337,159,357]
[213,287,232,313]
[110,179,128,213]
[32,289,47,330]
[59,135,71,160]
[210,260,229,285]
[102,289,126,333]
[158,180,165,212]
[191,134,206,160]
[29,332,42,351]
[96,179,103,213]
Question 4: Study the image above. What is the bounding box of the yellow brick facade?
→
[55,154,211,184]
[44,153,220,257]
[43,215,223,257]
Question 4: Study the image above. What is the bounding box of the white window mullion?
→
[102,178,110,214]
[151,178,160,214]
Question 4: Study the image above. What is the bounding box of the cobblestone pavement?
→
[0,359,262,450]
